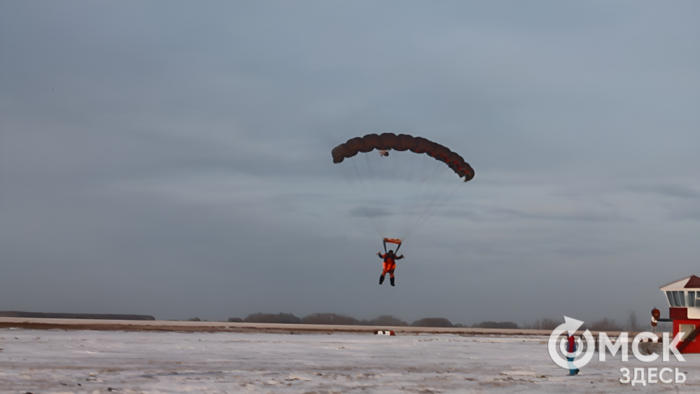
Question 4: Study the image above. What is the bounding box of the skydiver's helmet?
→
[388,250,394,255]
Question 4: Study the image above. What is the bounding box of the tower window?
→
[673,291,685,307]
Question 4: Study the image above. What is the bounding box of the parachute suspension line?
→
[381,150,411,242]
[332,133,474,247]
[393,149,409,224]
[404,177,462,241]
[362,151,376,203]
[400,158,456,242]
[412,164,455,229]
[365,148,379,192]
[362,151,385,237]
[419,180,461,228]
[398,150,422,240]
[391,147,400,183]
[351,157,383,238]
[400,152,433,240]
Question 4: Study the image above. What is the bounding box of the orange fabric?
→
[383,261,396,273]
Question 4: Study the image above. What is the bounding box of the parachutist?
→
[331,134,473,279]
[378,250,404,287]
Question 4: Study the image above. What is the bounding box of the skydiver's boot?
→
[390,277,395,287]
[379,275,385,285]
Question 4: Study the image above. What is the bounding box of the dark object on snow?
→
[227,317,243,322]
[187,317,201,321]
[0,311,155,321]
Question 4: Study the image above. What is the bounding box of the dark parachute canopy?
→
[331,133,474,182]
[331,133,474,245]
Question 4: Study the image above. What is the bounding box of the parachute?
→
[332,133,474,181]
[332,133,474,246]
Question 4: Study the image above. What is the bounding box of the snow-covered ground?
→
[0,328,697,393]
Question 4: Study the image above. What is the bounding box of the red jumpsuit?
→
[379,253,404,275]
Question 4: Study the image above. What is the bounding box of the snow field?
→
[0,328,698,393]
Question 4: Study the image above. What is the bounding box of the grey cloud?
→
[628,183,700,200]
[477,206,630,223]
[1,1,699,325]
[667,205,700,222]
[349,207,393,218]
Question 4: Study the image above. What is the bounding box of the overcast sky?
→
[1,1,699,326]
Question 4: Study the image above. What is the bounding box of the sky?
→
[1,1,699,326]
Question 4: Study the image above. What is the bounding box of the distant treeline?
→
[0,311,155,321]
[1,310,652,331]
[209,313,459,327]
[208,312,655,331]
[471,318,632,331]
[470,321,519,329]
[222,313,520,329]
[520,312,659,332]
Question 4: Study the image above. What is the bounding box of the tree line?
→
[187,310,656,331]
[522,312,660,332]
[222,313,458,327]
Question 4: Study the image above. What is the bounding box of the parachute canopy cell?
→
[331,133,474,181]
